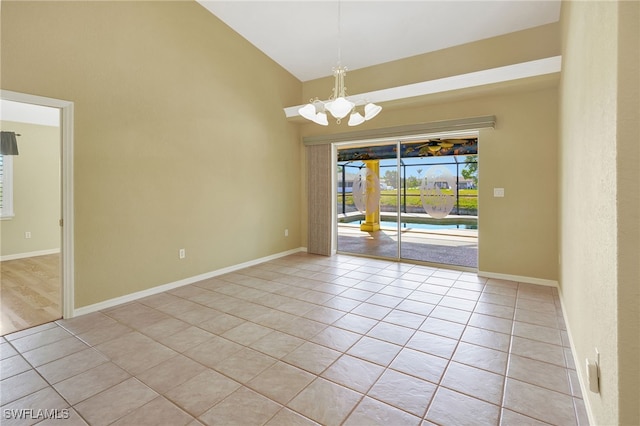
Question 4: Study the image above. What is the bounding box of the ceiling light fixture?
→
[298,2,381,127]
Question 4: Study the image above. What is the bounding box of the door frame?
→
[332,130,479,267]
[1,90,75,319]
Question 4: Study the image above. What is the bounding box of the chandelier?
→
[298,2,382,126]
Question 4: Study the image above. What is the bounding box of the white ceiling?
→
[198,1,561,82]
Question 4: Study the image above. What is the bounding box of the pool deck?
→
[337,215,478,269]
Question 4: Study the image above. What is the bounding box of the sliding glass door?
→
[336,137,478,269]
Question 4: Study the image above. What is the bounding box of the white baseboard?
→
[72,247,306,317]
[478,270,558,287]
[1,248,60,262]
[557,288,596,426]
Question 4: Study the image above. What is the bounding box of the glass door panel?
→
[399,140,478,268]
[336,145,399,259]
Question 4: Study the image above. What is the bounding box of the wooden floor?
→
[0,254,61,335]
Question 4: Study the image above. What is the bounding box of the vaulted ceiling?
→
[198,1,561,82]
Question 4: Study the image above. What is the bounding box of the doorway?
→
[0,91,74,335]
[336,135,478,269]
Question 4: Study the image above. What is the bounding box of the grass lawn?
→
[338,189,478,210]
[381,189,477,209]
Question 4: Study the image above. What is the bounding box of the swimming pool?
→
[385,221,476,230]
[343,219,477,230]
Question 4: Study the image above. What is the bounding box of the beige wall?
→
[303,22,560,104]
[0,121,60,257]
[616,2,640,424]
[559,1,639,425]
[1,1,302,308]
[303,87,559,281]
[300,23,561,282]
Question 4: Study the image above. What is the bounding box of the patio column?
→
[360,160,381,232]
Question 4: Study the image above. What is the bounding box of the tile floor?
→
[1,253,589,425]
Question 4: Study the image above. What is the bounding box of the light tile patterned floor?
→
[0,253,589,425]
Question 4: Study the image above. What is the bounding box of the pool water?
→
[350,220,477,230]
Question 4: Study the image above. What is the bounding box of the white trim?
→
[285,56,562,118]
[557,290,596,426]
[73,247,306,317]
[331,146,338,254]
[61,101,74,320]
[1,248,60,262]
[1,90,75,320]
[478,270,558,287]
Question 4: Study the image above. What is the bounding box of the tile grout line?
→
[1,253,585,425]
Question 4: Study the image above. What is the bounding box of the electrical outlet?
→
[493,187,505,197]
[25,232,32,239]
[179,249,186,259]
[284,229,289,237]
[586,348,601,393]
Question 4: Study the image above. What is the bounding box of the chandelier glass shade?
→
[298,65,382,126]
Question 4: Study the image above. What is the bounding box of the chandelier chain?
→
[296,0,381,126]
[337,0,342,66]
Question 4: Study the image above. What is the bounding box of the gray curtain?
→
[0,131,19,155]
[307,144,332,256]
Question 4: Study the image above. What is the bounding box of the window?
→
[0,154,14,218]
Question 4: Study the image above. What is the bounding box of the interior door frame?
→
[1,90,75,319]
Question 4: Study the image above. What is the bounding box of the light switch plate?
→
[494,188,505,197]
